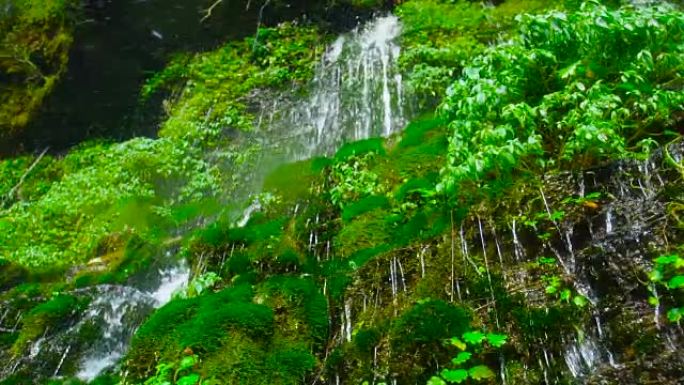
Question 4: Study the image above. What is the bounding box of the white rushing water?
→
[256,15,406,160]
[76,261,190,381]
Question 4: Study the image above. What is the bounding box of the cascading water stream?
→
[75,261,190,382]
[0,258,189,383]
[254,15,406,160]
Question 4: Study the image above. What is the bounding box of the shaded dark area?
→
[4,0,389,157]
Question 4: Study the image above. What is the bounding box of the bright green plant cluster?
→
[396,0,557,109]
[330,153,385,208]
[649,254,684,323]
[438,2,684,202]
[142,22,325,140]
[141,354,202,385]
[0,138,220,268]
[427,330,507,385]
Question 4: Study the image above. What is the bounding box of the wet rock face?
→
[325,144,684,384]
[538,144,684,384]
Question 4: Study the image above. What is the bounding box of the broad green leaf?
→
[449,337,467,351]
[440,369,469,383]
[427,377,446,385]
[560,289,571,302]
[178,355,198,371]
[462,331,486,345]
[177,374,200,385]
[655,255,679,266]
[649,269,663,283]
[545,285,558,294]
[451,352,472,365]
[648,296,659,306]
[486,333,508,348]
[667,308,682,323]
[573,295,588,308]
[668,275,684,289]
[468,365,495,381]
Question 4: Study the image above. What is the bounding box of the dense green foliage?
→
[439,1,684,204]
[0,20,327,269]
[1,1,684,385]
[142,22,325,140]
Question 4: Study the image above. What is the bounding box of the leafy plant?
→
[438,2,684,205]
[142,354,202,385]
[648,253,684,323]
[329,153,384,208]
[427,330,507,384]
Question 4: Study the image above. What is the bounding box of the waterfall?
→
[0,15,408,384]
[1,260,189,382]
[75,261,190,381]
[255,15,406,160]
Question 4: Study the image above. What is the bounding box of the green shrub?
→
[266,347,317,379]
[439,3,684,202]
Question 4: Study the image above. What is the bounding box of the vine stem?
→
[200,0,223,23]
[4,147,49,203]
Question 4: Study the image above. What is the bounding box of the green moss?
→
[335,210,391,258]
[341,195,390,222]
[266,347,317,379]
[0,0,79,139]
[264,276,329,343]
[353,327,382,355]
[334,138,386,162]
[227,252,253,276]
[0,258,29,291]
[12,294,81,354]
[127,284,269,378]
[390,300,471,351]
[177,302,274,350]
[263,160,317,203]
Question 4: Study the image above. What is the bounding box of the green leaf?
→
[545,285,558,294]
[655,254,679,266]
[667,275,684,289]
[648,296,659,306]
[177,374,200,385]
[440,369,469,383]
[649,269,663,283]
[468,365,495,381]
[178,355,198,371]
[427,377,446,385]
[451,352,473,365]
[667,308,682,323]
[560,289,571,302]
[462,331,486,345]
[486,333,508,348]
[449,337,467,351]
[573,295,588,308]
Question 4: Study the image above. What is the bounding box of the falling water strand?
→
[477,217,499,328]
[256,15,405,160]
[397,258,407,293]
[511,219,526,261]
